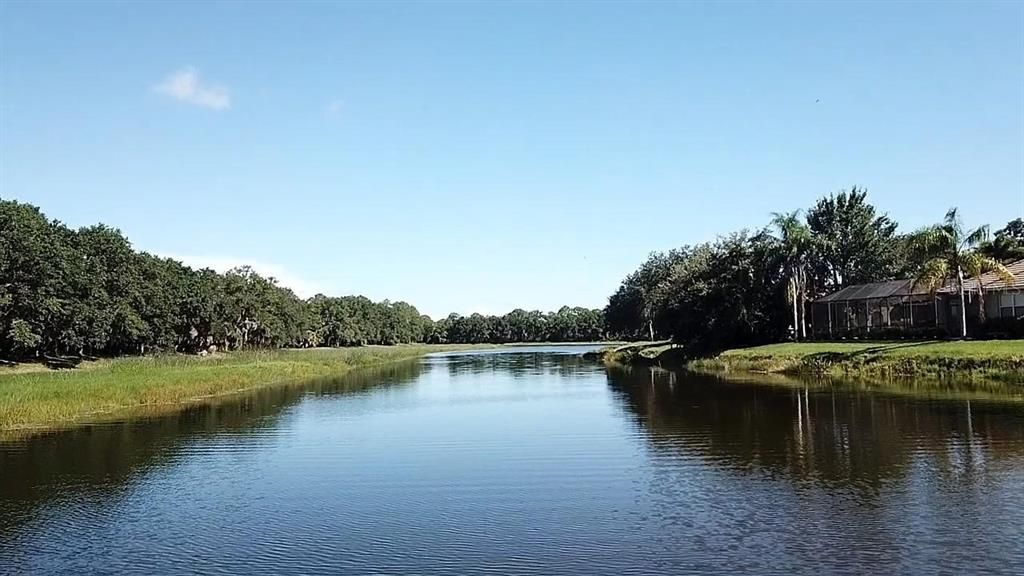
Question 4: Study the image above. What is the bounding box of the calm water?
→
[2,345,1024,575]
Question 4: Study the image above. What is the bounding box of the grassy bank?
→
[0,345,489,436]
[688,341,1024,383]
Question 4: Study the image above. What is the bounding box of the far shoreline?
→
[0,342,623,441]
[0,345,484,440]
[598,340,1024,386]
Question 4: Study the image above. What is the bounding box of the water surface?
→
[2,346,1023,574]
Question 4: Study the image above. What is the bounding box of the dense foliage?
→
[606,188,1022,354]
[0,200,604,359]
[908,208,1015,337]
[430,308,604,344]
[981,218,1024,263]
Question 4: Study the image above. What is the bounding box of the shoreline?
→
[0,345,498,440]
[682,364,1024,404]
[599,340,1024,385]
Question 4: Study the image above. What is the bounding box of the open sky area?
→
[2,1,1022,319]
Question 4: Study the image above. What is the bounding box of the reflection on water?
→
[608,365,1024,574]
[2,347,1023,575]
[439,347,599,379]
[608,365,1024,486]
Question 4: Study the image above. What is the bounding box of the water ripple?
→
[2,348,1024,574]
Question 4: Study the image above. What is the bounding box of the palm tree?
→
[772,211,814,340]
[909,208,1014,338]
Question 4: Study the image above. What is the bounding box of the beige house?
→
[962,258,1024,320]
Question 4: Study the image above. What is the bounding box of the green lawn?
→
[0,345,491,437]
[692,340,1024,383]
[721,340,1024,359]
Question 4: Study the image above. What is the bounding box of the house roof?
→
[957,258,1024,292]
[814,279,932,303]
[813,259,1024,303]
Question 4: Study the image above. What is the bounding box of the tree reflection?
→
[606,365,1024,488]
[440,351,600,379]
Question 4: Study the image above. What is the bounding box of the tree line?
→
[0,199,604,359]
[605,188,1023,354]
[431,308,604,344]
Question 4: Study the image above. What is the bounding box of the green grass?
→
[690,340,1024,383]
[720,340,1024,357]
[0,345,490,436]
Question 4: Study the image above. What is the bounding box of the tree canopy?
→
[980,218,1024,263]
[604,188,1021,354]
[908,208,1014,337]
[0,199,604,359]
[806,188,899,291]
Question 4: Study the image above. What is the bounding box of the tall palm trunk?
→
[792,296,799,341]
[799,266,807,340]
[790,279,799,341]
[978,286,986,325]
[957,265,967,339]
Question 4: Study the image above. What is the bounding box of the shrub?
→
[978,317,1024,340]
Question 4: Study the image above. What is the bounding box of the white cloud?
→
[154,67,231,110]
[166,254,325,298]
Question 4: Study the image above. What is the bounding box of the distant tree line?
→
[430,308,604,344]
[605,188,1023,354]
[0,200,604,359]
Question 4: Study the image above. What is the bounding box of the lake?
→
[2,345,1023,574]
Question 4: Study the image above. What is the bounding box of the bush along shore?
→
[0,345,490,438]
[683,341,1024,384]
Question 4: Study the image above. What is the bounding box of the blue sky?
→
[1,1,1022,318]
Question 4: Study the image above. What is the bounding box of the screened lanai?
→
[810,279,949,338]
